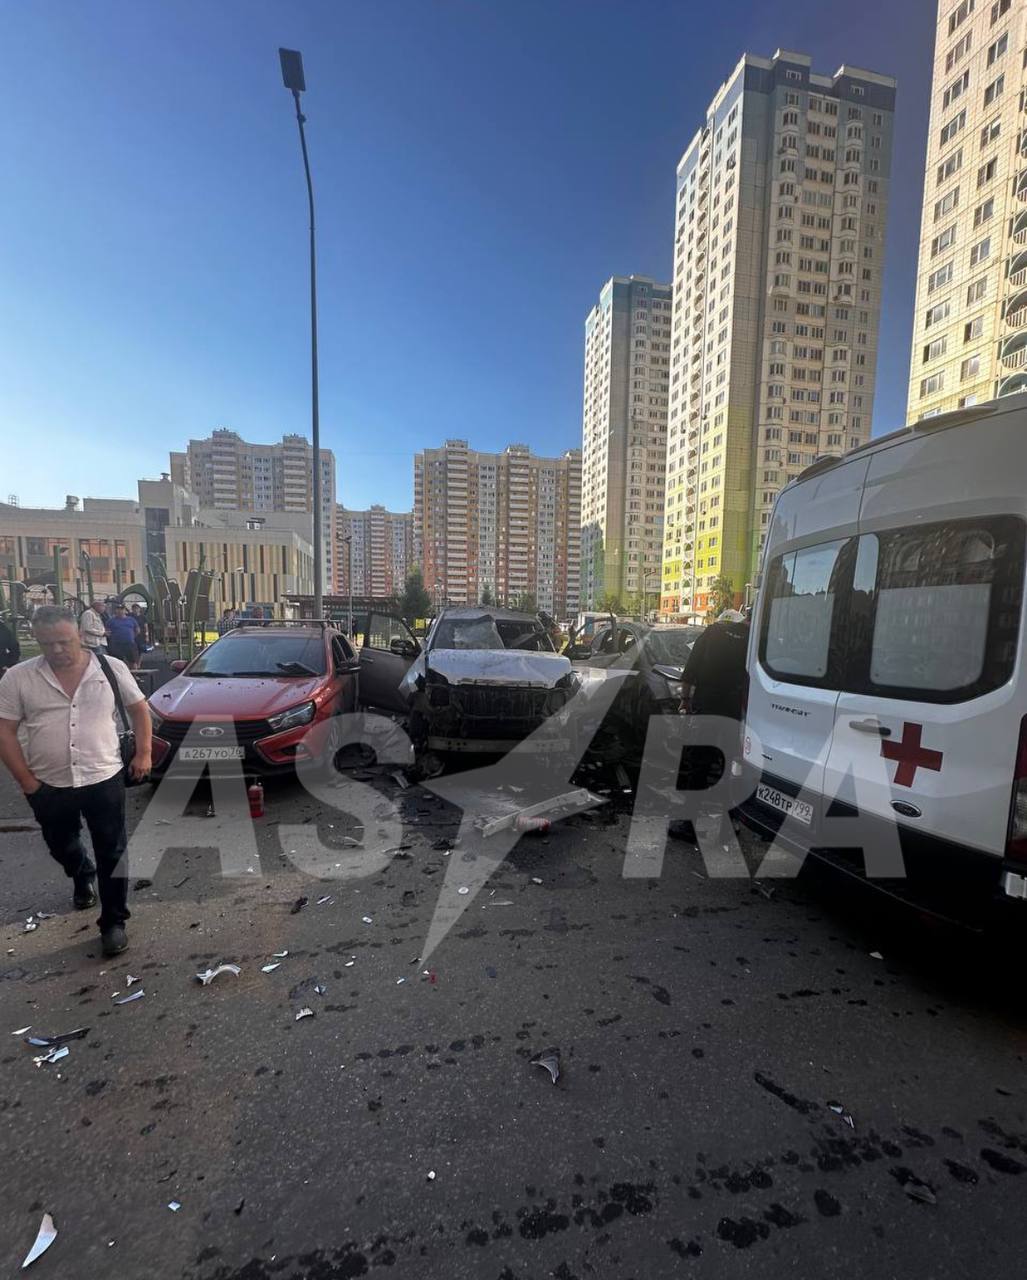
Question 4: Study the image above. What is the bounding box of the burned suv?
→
[399,607,577,755]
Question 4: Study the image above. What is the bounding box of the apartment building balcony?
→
[1010,251,1027,289]
[999,371,1027,397]
[1001,333,1027,368]
[1017,172,1027,203]
[1014,212,1027,246]
[1005,290,1027,328]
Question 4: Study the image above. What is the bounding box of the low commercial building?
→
[0,496,147,600]
[164,512,314,615]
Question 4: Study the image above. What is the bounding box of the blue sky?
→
[1,0,936,513]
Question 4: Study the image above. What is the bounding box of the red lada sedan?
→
[148,622,360,777]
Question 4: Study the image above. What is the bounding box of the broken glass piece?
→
[195,964,241,985]
[531,1049,560,1085]
[114,990,144,1005]
[21,1212,57,1268]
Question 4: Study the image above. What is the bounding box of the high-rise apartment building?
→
[413,440,581,617]
[580,276,672,609]
[661,50,895,619]
[908,0,1021,419]
[337,505,413,600]
[172,429,338,589]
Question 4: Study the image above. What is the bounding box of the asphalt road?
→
[3,762,1027,1280]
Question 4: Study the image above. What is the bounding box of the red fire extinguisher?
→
[247,780,264,819]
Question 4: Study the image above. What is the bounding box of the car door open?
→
[358,612,420,713]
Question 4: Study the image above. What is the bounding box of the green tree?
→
[622,592,643,620]
[597,591,623,616]
[401,568,432,622]
[480,582,494,606]
[512,592,537,613]
[708,574,736,617]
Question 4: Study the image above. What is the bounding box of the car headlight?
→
[267,700,317,732]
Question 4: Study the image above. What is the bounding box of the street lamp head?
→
[279,48,306,93]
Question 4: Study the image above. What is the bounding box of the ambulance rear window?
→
[860,517,1024,701]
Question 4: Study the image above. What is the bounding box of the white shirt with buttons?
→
[0,653,145,788]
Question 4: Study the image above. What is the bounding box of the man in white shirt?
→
[78,599,107,652]
[0,606,153,957]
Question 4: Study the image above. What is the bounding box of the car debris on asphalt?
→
[827,1102,855,1128]
[195,964,241,985]
[21,1212,57,1268]
[168,1201,182,1212]
[531,1049,561,1085]
[33,1045,70,1067]
[24,1028,88,1048]
[113,990,145,1005]
[290,896,309,914]
[261,963,281,973]
[295,1007,315,1021]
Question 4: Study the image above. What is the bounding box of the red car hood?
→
[150,674,324,722]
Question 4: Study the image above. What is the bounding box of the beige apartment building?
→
[580,275,671,610]
[661,50,895,619]
[908,0,1022,419]
[413,440,581,617]
[171,429,338,589]
[337,505,413,600]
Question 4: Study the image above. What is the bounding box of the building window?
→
[983,73,1005,106]
[920,372,945,397]
[969,235,991,265]
[940,109,966,145]
[961,354,981,380]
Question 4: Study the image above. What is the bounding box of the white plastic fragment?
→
[362,916,373,924]
[396,977,406,985]
[869,951,883,961]
[261,964,281,973]
[195,964,241,985]
[344,960,355,967]
[21,1212,57,1268]
[114,990,145,1005]
[457,887,470,896]
[168,1201,181,1212]
[33,1046,70,1067]
[530,877,543,885]
[273,951,289,958]
[12,1026,31,1036]
[295,1007,315,1021]
[316,895,333,905]
[426,1170,436,1181]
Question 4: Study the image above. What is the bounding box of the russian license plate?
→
[756,782,813,826]
[179,746,246,761]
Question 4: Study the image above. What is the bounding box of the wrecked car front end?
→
[412,649,578,753]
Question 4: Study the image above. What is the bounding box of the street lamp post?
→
[342,534,354,638]
[279,48,323,620]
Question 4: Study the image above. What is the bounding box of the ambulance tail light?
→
[1006,717,1027,863]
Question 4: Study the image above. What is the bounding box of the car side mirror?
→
[169,660,188,673]
[390,638,418,658]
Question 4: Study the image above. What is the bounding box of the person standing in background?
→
[78,599,107,653]
[106,603,141,669]
[0,616,20,675]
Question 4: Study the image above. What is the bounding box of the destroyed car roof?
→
[434,607,544,622]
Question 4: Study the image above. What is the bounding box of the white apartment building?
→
[413,440,581,617]
[171,429,337,590]
[337,505,413,600]
[580,275,672,610]
[661,50,895,619]
[908,0,1023,418]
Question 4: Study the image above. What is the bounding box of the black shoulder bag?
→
[96,652,146,785]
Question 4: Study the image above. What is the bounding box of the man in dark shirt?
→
[0,616,20,675]
[682,610,750,720]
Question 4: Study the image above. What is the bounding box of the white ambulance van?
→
[739,397,1027,925]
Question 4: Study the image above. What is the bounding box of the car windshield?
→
[187,632,326,677]
[431,615,555,652]
[645,628,703,666]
